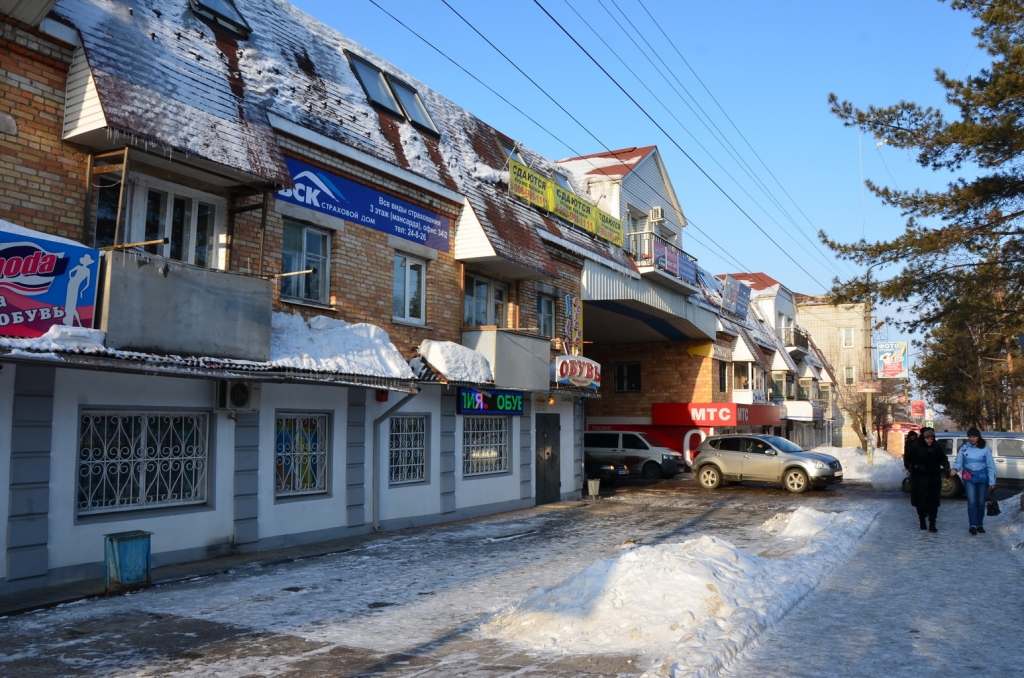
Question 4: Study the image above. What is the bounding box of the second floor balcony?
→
[777,326,810,354]
[624,231,700,295]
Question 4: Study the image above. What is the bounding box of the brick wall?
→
[0,18,87,242]
[584,341,713,418]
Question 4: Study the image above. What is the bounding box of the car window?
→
[585,433,619,449]
[717,438,743,452]
[995,438,1024,457]
[621,434,649,450]
[744,438,771,454]
[637,433,663,448]
[762,435,804,454]
[933,438,954,455]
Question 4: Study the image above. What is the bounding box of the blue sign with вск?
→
[276,158,451,252]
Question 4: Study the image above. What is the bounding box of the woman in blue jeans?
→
[951,427,996,535]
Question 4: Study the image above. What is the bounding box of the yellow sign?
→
[549,183,597,234]
[508,159,551,210]
[595,208,623,247]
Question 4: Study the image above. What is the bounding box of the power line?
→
[530,0,831,291]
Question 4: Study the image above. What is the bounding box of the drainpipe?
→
[371,390,418,532]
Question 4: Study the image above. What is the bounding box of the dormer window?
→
[347,53,439,135]
[499,139,524,164]
[553,172,574,193]
[188,0,251,38]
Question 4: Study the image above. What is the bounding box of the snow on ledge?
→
[413,339,492,384]
[0,325,106,352]
[269,312,414,379]
[0,218,87,248]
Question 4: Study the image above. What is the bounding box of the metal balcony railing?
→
[624,231,698,285]
[777,326,810,351]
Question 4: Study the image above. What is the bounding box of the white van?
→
[583,431,683,479]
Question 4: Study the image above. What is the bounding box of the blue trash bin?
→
[104,530,152,593]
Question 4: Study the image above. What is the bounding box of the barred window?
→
[389,416,426,484]
[463,417,509,476]
[77,412,209,515]
[276,413,329,497]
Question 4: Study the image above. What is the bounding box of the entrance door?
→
[535,413,561,505]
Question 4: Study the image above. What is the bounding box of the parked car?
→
[692,434,843,493]
[584,454,630,484]
[583,431,683,479]
[933,432,1024,497]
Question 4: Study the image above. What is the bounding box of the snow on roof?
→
[53,0,628,278]
[0,325,106,352]
[721,272,783,293]
[269,312,413,379]
[411,339,492,385]
[555,146,656,181]
[0,218,87,248]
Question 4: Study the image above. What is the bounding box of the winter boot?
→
[928,518,937,533]
[919,516,927,530]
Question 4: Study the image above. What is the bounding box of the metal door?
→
[741,438,782,480]
[535,414,561,505]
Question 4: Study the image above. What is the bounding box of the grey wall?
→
[573,399,584,492]
[346,389,366,527]
[461,329,551,392]
[439,389,456,514]
[233,412,259,545]
[519,398,533,500]
[6,365,54,581]
[98,250,272,361]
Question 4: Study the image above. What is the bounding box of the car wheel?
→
[698,465,722,490]
[641,462,662,480]
[783,468,809,494]
[940,475,962,498]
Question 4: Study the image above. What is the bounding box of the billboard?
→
[721,275,749,317]
[910,400,926,418]
[277,158,451,251]
[0,226,99,338]
[877,341,909,379]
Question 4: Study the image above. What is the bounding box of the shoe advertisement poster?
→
[0,226,100,338]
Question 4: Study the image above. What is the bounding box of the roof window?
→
[553,172,574,193]
[500,139,524,164]
[188,0,251,38]
[347,53,439,135]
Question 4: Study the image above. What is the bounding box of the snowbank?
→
[413,338,492,384]
[484,506,877,677]
[813,445,906,490]
[0,325,105,352]
[269,312,413,379]
[991,492,1024,556]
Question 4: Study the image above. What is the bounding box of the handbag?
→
[987,488,1001,517]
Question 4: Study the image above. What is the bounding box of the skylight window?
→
[500,140,524,164]
[347,53,440,135]
[188,0,251,38]
[553,172,574,192]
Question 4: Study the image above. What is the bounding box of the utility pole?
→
[864,276,874,465]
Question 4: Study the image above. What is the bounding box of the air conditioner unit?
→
[216,380,261,412]
[649,205,665,223]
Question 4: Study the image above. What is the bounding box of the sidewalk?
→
[725,498,1024,677]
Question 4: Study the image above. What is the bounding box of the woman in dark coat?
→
[903,427,949,532]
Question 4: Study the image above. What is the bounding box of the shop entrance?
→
[535,413,561,504]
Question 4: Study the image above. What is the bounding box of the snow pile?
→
[0,218,85,247]
[813,445,906,490]
[0,325,106,352]
[991,492,1024,556]
[484,507,876,677]
[413,339,492,383]
[269,312,413,378]
[469,162,504,184]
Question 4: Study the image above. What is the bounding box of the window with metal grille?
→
[77,411,209,515]
[614,362,641,392]
[389,416,426,484]
[462,416,509,476]
[275,413,329,497]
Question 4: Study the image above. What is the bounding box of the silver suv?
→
[933,432,1024,497]
[692,434,843,493]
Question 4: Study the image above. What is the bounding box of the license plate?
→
[835,471,843,477]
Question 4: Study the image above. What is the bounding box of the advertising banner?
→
[721,275,741,314]
[877,341,909,379]
[457,388,524,415]
[508,159,551,210]
[549,183,597,235]
[0,227,99,338]
[665,245,679,276]
[594,208,623,247]
[554,355,601,389]
[677,256,697,285]
[910,400,926,418]
[733,281,751,320]
[856,379,882,393]
[277,157,451,252]
[653,238,667,270]
[652,402,782,427]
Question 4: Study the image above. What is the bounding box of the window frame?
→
[127,174,227,270]
[842,328,855,348]
[393,253,427,325]
[187,0,251,38]
[718,360,728,393]
[274,411,331,499]
[346,53,439,136]
[389,414,429,486]
[281,219,331,306]
[462,416,510,477]
[463,273,507,327]
[844,366,856,386]
[614,362,641,393]
[733,362,751,390]
[76,409,211,516]
[537,294,556,338]
[499,139,524,164]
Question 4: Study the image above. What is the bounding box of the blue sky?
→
[293,0,980,298]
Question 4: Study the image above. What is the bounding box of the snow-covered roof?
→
[555,146,656,181]
[52,0,634,278]
[410,339,492,385]
[269,312,413,379]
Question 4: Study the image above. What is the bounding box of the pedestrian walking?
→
[903,430,919,457]
[904,427,948,532]
[951,427,996,535]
